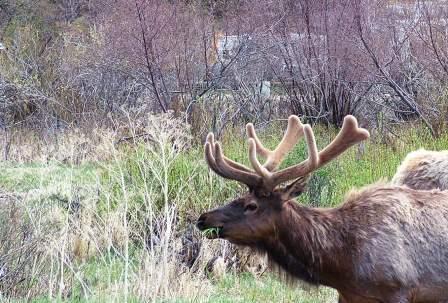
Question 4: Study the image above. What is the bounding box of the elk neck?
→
[260,200,350,287]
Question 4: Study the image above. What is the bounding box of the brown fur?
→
[392,149,448,190]
[197,182,448,303]
[200,116,447,303]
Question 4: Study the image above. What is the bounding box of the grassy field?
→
[1,119,448,302]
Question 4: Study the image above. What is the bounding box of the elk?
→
[392,149,448,190]
[196,115,448,303]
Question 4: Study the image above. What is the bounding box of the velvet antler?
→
[204,115,370,190]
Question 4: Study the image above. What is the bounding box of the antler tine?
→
[246,123,271,158]
[204,133,261,188]
[248,124,318,189]
[267,115,304,170]
[206,133,253,173]
[246,115,304,172]
[214,142,261,188]
[204,141,227,179]
[270,115,369,187]
[316,115,369,167]
[303,124,319,168]
[248,138,271,179]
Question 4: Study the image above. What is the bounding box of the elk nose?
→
[196,214,207,230]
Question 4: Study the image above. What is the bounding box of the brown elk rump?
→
[392,149,448,191]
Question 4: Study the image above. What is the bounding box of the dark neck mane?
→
[258,201,345,286]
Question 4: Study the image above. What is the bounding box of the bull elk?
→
[196,115,448,303]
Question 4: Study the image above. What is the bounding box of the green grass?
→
[1,124,448,302]
[4,124,446,213]
[201,227,221,238]
[4,274,335,303]
[157,273,337,303]
[0,162,97,192]
[206,273,336,303]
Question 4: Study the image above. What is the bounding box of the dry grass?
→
[0,112,275,302]
[0,127,114,164]
[3,114,447,302]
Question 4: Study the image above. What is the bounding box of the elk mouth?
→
[196,215,225,239]
[201,226,223,239]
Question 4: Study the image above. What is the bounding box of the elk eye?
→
[244,202,258,213]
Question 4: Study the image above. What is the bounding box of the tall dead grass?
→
[0,112,246,302]
[0,111,347,302]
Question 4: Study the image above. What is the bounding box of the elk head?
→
[196,115,370,246]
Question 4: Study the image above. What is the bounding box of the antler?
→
[246,115,304,171]
[204,115,369,190]
[204,133,262,188]
[248,123,318,189]
[268,115,370,187]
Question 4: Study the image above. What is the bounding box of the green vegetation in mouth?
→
[202,227,221,238]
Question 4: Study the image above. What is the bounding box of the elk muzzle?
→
[196,211,224,239]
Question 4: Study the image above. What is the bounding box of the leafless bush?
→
[0,110,193,164]
[0,192,30,296]
[0,127,115,163]
[2,0,448,137]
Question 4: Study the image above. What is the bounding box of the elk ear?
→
[280,175,310,201]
